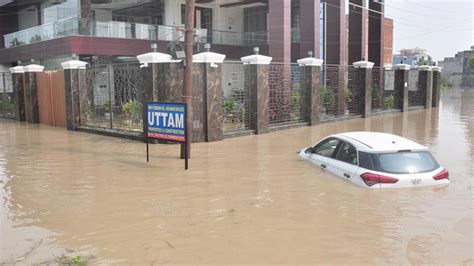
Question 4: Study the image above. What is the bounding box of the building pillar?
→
[353,61,374,117]
[299,0,321,59]
[137,52,175,103]
[348,0,368,65]
[418,66,433,109]
[326,0,346,66]
[23,72,39,123]
[64,69,79,130]
[394,64,410,112]
[325,0,346,115]
[10,66,25,121]
[191,63,224,142]
[432,66,442,108]
[268,0,291,64]
[62,60,88,130]
[368,0,384,67]
[242,54,272,134]
[80,0,92,35]
[298,57,323,125]
[157,63,184,103]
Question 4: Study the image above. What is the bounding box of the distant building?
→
[439,49,474,87]
[393,47,428,68]
[383,18,393,66]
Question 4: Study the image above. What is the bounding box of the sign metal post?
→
[143,102,189,170]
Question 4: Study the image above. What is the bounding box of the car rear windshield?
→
[359,151,440,174]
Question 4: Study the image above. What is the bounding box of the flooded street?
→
[1,88,473,264]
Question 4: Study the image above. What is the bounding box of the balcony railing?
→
[4,17,268,48]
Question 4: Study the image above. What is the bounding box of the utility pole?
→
[181,0,195,159]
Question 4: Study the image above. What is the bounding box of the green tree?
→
[468,57,474,71]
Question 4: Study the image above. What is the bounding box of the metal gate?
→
[36,71,67,128]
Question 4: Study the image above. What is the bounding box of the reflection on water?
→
[1,88,473,264]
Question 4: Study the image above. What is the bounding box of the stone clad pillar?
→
[242,54,272,134]
[138,52,175,104]
[23,64,44,124]
[418,65,433,109]
[297,57,323,125]
[432,66,442,108]
[193,51,225,142]
[353,61,374,117]
[10,66,26,121]
[62,60,88,130]
[394,64,410,112]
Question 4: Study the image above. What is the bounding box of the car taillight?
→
[360,172,399,187]
[433,169,449,180]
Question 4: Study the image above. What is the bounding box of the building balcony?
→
[3,17,268,49]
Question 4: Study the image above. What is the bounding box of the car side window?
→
[313,139,340,158]
[336,142,358,165]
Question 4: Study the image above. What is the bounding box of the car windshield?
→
[372,151,440,174]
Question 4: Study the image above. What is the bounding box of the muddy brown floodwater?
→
[1,88,473,265]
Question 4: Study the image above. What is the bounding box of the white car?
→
[299,132,450,188]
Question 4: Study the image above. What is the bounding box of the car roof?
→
[330,131,428,153]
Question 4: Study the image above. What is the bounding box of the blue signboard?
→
[145,102,187,143]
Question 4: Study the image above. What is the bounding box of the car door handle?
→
[320,164,327,169]
[343,173,351,178]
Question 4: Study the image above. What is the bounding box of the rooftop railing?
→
[4,17,268,48]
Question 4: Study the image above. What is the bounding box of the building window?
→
[41,0,78,25]
[181,5,186,25]
[291,1,300,43]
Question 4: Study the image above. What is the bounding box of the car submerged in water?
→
[299,132,450,188]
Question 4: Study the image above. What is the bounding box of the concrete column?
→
[348,0,368,65]
[394,64,410,112]
[368,0,384,67]
[326,0,346,115]
[300,0,321,59]
[191,51,225,142]
[10,66,26,121]
[62,60,88,130]
[156,63,184,103]
[353,61,374,117]
[137,52,175,103]
[432,67,442,108]
[268,0,291,64]
[242,54,272,134]
[326,0,346,66]
[418,66,433,109]
[298,57,323,125]
[80,0,92,35]
[23,72,39,124]
[192,62,224,142]
[140,63,156,103]
[64,69,79,130]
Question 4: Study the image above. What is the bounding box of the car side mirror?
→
[305,147,314,154]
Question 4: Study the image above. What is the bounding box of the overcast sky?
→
[384,0,474,61]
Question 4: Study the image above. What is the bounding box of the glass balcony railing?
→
[4,17,268,48]
[4,17,79,48]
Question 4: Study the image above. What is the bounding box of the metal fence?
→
[268,63,304,125]
[371,67,383,110]
[0,72,16,118]
[79,63,143,132]
[408,69,424,107]
[383,69,398,110]
[321,65,343,120]
[221,61,250,132]
[346,66,362,116]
